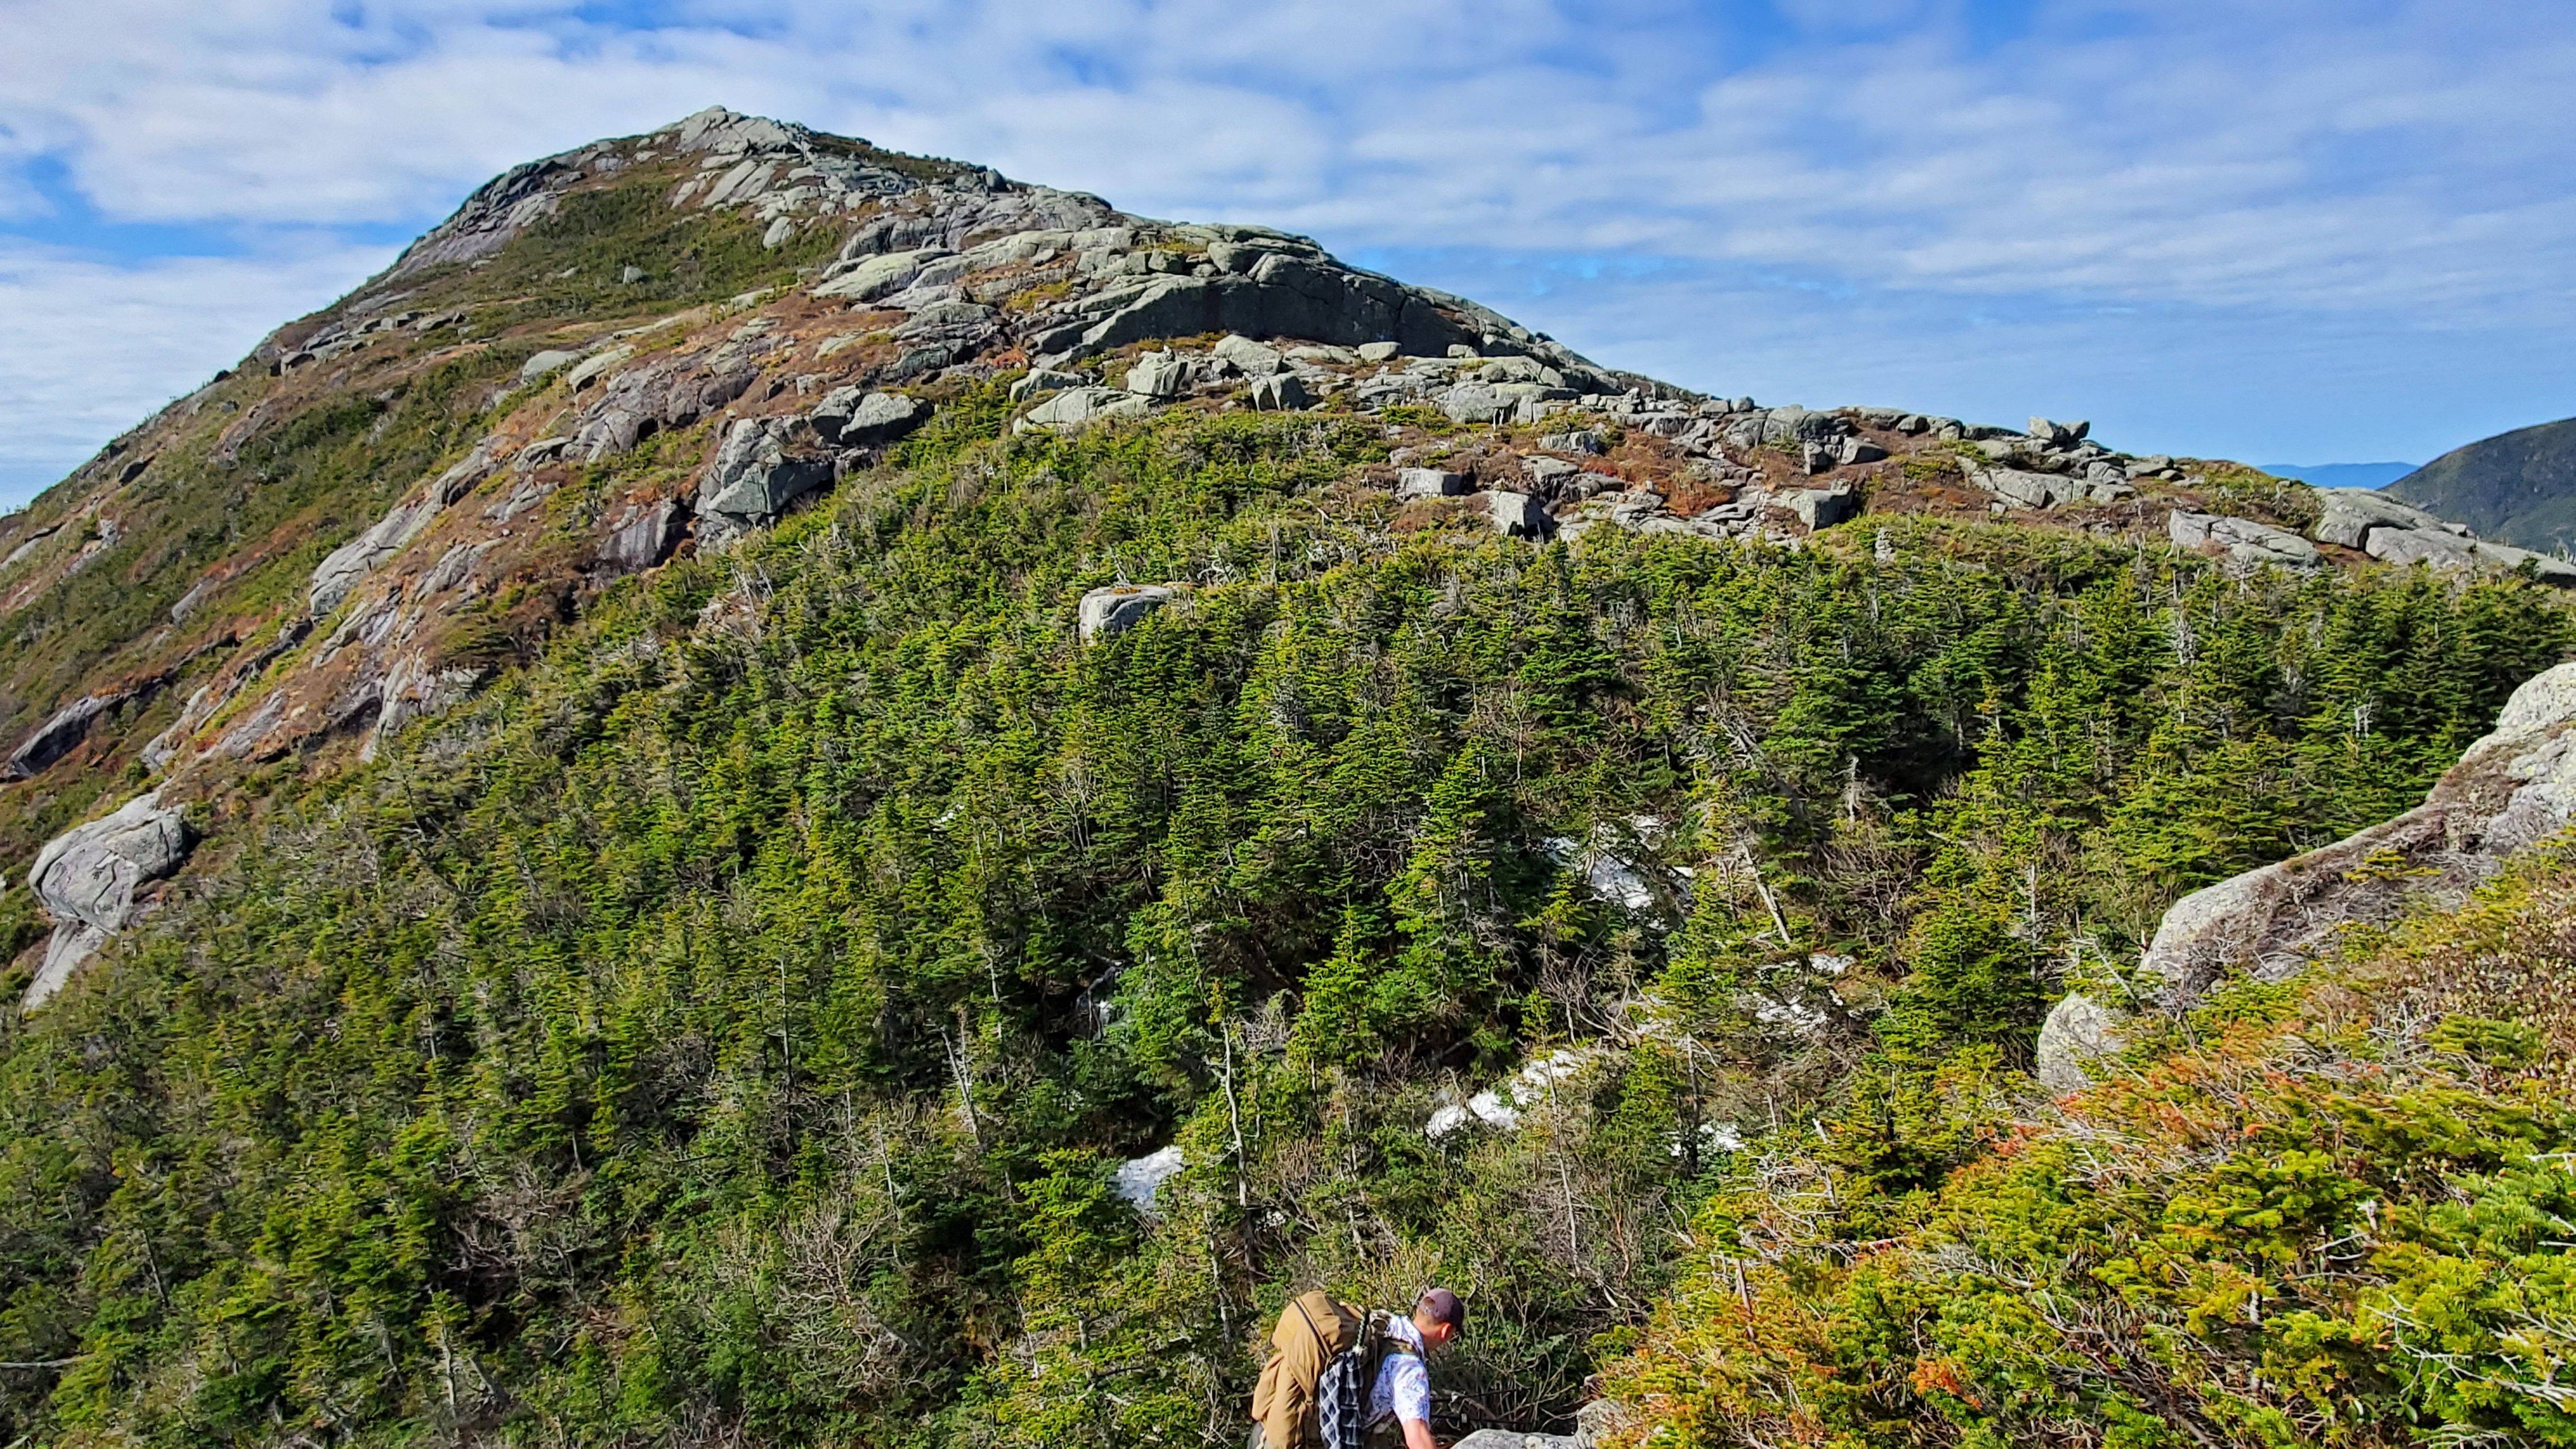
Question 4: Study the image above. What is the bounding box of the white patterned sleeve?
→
[1388,1353,1431,1426]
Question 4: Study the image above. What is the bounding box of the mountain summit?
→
[2,109,2574,1449]
[5,106,2553,866]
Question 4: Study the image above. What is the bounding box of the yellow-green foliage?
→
[1604,847,2576,1448]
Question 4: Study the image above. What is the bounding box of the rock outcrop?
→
[13,103,2558,1019]
[311,441,503,615]
[2041,657,2576,1087]
[2307,486,2576,584]
[696,416,835,542]
[21,790,192,1011]
[2168,509,2322,568]
[1077,584,1175,642]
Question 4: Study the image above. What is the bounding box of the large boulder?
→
[1124,351,1192,399]
[695,416,834,536]
[811,389,925,447]
[2036,659,2576,1081]
[2365,526,2576,584]
[1968,462,2067,510]
[1397,468,1469,500]
[2168,510,2323,568]
[1484,491,1555,539]
[2312,487,2455,549]
[1015,386,1149,433]
[1023,260,1478,363]
[1786,485,1859,529]
[1078,584,1174,642]
[21,790,193,1011]
[2144,659,2576,999]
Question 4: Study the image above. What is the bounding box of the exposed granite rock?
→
[2312,487,2456,550]
[1397,468,1470,500]
[696,416,834,538]
[811,388,925,447]
[1786,485,1858,529]
[2365,525,2576,584]
[1968,462,2067,510]
[1015,386,1149,433]
[570,351,761,462]
[310,439,503,615]
[6,693,120,778]
[1078,584,1174,642]
[519,349,584,384]
[2168,510,2323,568]
[22,790,193,1011]
[2036,990,2127,1093]
[2142,659,2576,1000]
[1484,491,1555,539]
[597,499,685,574]
[1247,372,1311,411]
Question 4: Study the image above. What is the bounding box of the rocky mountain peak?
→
[0,108,2555,1013]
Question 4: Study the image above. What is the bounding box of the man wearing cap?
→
[1370,1288,1465,1449]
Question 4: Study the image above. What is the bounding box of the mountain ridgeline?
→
[2388,413,2576,552]
[0,107,2573,1449]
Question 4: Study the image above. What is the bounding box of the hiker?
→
[1251,1287,1466,1449]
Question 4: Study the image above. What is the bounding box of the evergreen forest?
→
[3,389,2572,1448]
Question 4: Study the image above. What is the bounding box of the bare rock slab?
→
[22,789,193,1012]
[1078,584,1174,642]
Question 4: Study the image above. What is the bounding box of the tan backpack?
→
[1249,1291,1392,1449]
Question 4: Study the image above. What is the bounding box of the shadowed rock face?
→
[2040,659,2576,1089]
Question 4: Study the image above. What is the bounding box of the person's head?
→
[1412,1287,1466,1350]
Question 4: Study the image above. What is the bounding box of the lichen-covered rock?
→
[1077,584,1173,642]
[695,416,834,536]
[2036,990,2127,1093]
[2141,659,2576,999]
[811,388,924,447]
[22,789,193,1011]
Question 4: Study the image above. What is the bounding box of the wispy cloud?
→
[3,0,2575,501]
[0,234,395,495]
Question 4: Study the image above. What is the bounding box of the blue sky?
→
[4,0,2574,506]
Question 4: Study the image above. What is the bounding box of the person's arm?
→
[1391,1352,1437,1449]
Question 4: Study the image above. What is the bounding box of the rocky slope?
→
[2388,413,2576,551]
[7,107,2567,1015]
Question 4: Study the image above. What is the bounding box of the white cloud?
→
[0,235,396,496]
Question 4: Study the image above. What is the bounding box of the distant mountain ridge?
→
[2387,414,2576,550]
